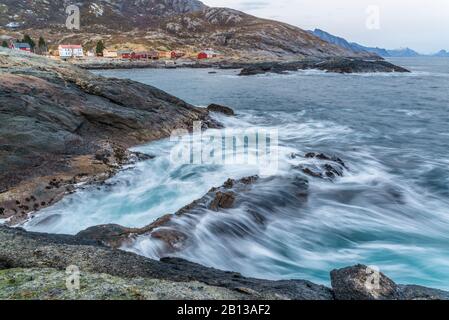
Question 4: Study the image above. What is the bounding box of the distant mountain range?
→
[433,50,449,57]
[310,29,447,58]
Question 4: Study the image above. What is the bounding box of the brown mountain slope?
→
[0,0,374,59]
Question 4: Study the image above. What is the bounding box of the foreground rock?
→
[0,268,250,300]
[0,48,220,225]
[331,264,449,300]
[331,265,402,300]
[0,225,332,300]
[238,58,410,76]
[1,226,447,300]
[0,265,326,301]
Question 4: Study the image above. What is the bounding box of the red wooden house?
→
[197,49,220,60]
[171,50,185,59]
[9,41,31,52]
[197,52,208,59]
[118,50,132,59]
[118,50,159,60]
[131,52,148,60]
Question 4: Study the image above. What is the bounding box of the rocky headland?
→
[237,58,410,75]
[0,48,219,226]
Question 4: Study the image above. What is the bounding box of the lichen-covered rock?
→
[0,268,249,300]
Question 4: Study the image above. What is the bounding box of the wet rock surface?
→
[76,154,345,257]
[0,49,219,224]
[0,225,332,300]
[78,176,262,252]
[238,58,410,76]
[292,152,347,180]
[207,103,235,116]
[76,214,174,249]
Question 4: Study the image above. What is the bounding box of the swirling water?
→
[24,58,449,289]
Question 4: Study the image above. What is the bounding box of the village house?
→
[158,51,172,59]
[132,52,145,59]
[6,22,21,29]
[197,49,220,60]
[118,50,132,59]
[58,45,84,59]
[148,50,159,60]
[103,49,118,58]
[117,50,159,60]
[9,41,31,52]
[171,50,186,59]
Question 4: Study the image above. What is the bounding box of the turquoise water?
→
[24,58,449,289]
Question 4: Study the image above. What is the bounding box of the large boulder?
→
[331,265,449,300]
[330,265,402,300]
[207,103,235,116]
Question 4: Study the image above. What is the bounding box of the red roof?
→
[59,45,83,49]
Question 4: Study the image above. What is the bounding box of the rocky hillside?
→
[0,0,375,59]
[0,0,207,30]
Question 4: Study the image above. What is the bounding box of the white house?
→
[6,22,21,29]
[58,45,84,59]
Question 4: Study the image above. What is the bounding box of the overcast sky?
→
[202,0,449,53]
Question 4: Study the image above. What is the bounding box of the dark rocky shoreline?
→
[1,218,448,300]
[74,57,410,75]
[237,58,410,75]
[0,48,219,226]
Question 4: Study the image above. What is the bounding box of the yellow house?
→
[103,49,118,58]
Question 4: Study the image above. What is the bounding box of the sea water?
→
[23,58,449,289]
